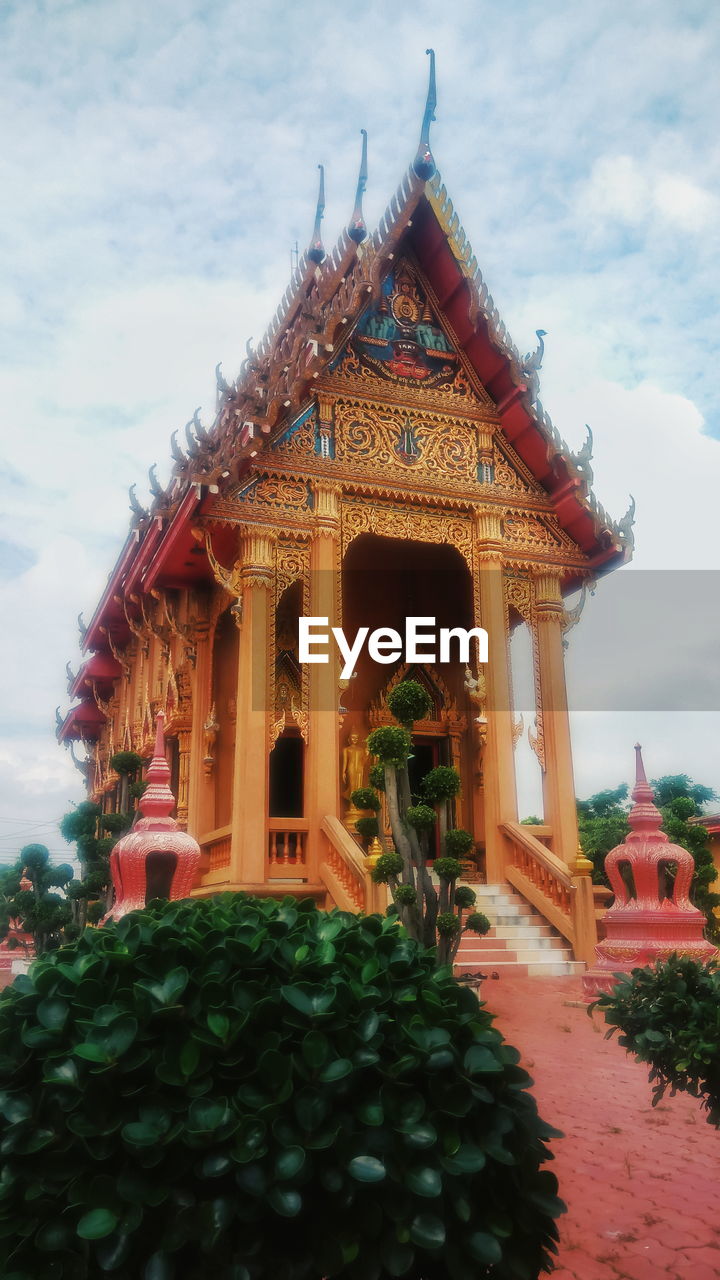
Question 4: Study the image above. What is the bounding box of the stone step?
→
[455,946,574,966]
[490,924,556,940]
[452,880,585,979]
[459,933,567,952]
[456,957,584,977]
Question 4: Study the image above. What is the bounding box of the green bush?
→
[370,851,404,883]
[354,816,379,842]
[367,726,413,767]
[386,680,432,727]
[454,887,477,910]
[421,766,461,804]
[593,955,720,1125]
[434,858,464,882]
[109,750,143,777]
[436,911,461,937]
[444,829,474,858]
[465,912,492,937]
[350,789,381,813]
[393,883,418,907]
[368,764,385,793]
[59,803,102,845]
[0,895,563,1279]
[405,804,436,833]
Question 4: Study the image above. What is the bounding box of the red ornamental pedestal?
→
[583,744,717,1000]
[106,712,201,920]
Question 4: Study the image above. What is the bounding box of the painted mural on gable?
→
[332,260,461,391]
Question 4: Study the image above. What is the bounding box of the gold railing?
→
[501,821,597,964]
[319,816,387,914]
[268,818,309,878]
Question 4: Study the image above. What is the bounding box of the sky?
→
[0,0,719,861]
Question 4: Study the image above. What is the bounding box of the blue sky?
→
[0,0,719,859]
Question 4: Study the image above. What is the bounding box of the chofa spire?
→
[413,48,437,181]
[348,129,368,244]
[308,164,326,265]
[627,742,664,839]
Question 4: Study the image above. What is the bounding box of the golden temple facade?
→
[60,101,633,965]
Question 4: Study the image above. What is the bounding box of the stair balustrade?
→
[319,816,387,914]
[501,820,597,964]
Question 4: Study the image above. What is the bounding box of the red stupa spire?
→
[134,712,175,828]
[626,743,664,840]
[583,745,717,998]
[106,712,200,920]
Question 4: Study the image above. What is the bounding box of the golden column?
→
[229,526,276,885]
[176,727,192,829]
[473,507,518,882]
[532,568,580,867]
[305,483,341,880]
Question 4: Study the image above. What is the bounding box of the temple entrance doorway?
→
[340,532,478,854]
[269,733,304,818]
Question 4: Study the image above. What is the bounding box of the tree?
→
[0,844,73,955]
[594,956,720,1127]
[0,894,564,1279]
[60,800,134,924]
[360,681,490,968]
[577,784,630,886]
[578,775,719,939]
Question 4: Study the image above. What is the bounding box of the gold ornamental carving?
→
[502,512,577,558]
[341,498,472,571]
[234,475,311,512]
[333,401,479,487]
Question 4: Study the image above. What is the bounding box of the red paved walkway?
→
[485,975,720,1280]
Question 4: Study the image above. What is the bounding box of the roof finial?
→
[413,48,437,181]
[628,743,664,838]
[308,164,326,265]
[348,129,368,244]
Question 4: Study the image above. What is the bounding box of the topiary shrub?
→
[354,816,379,844]
[593,954,720,1125]
[465,911,491,937]
[421,766,461,805]
[367,726,413,768]
[349,788,381,813]
[109,750,143,777]
[368,764,385,793]
[444,829,474,858]
[405,804,436,833]
[0,894,563,1279]
[386,680,432,728]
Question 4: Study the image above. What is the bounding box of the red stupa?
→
[583,744,717,998]
[106,712,201,919]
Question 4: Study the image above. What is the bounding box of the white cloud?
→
[578,154,718,234]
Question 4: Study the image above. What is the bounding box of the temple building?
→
[58,56,633,965]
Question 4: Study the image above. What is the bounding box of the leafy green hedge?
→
[0,895,563,1280]
[593,955,720,1125]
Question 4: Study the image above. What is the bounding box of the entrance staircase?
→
[454,882,585,978]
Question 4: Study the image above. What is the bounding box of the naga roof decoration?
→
[74,53,633,664]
